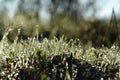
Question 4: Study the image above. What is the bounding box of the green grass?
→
[0,29,120,80]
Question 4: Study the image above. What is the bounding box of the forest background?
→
[0,0,120,47]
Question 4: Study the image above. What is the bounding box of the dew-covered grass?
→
[0,29,120,80]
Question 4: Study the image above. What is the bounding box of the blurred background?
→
[0,0,120,47]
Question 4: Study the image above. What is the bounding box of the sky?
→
[0,0,120,20]
[39,0,51,21]
[96,0,120,19]
[80,0,120,19]
[5,0,20,18]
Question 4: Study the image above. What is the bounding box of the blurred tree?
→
[18,0,24,14]
[50,0,80,23]
[18,0,40,19]
[50,0,59,20]
[64,0,79,21]
[0,0,98,21]
[107,8,119,44]
[50,0,98,22]
[0,0,8,18]
[85,0,97,17]
[34,0,40,19]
